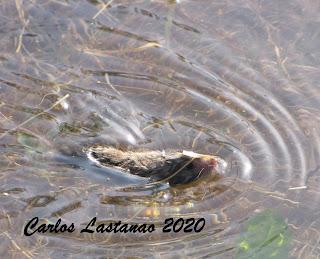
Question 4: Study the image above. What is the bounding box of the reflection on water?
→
[0,0,320,258]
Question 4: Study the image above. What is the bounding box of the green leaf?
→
[17,132,46,153]
[236,210,292,259]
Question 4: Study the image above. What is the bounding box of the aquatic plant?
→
[236,210,292,259]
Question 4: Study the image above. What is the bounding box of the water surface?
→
[0,0,320,258]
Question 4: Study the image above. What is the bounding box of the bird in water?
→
[86,146,226,186]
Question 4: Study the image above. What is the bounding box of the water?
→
[0,0,320,258]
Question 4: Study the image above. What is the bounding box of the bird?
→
[86,146,226,186]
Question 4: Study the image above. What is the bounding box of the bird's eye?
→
[186,163,194,169]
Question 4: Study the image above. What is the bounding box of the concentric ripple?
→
[1,0,320,258]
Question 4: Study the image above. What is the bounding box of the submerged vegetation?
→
[237,210,291,259]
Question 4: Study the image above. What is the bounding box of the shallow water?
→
[0,0,320,258]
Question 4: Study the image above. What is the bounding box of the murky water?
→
[1,0,320,258]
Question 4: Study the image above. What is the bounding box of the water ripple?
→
[0,0,320,258]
